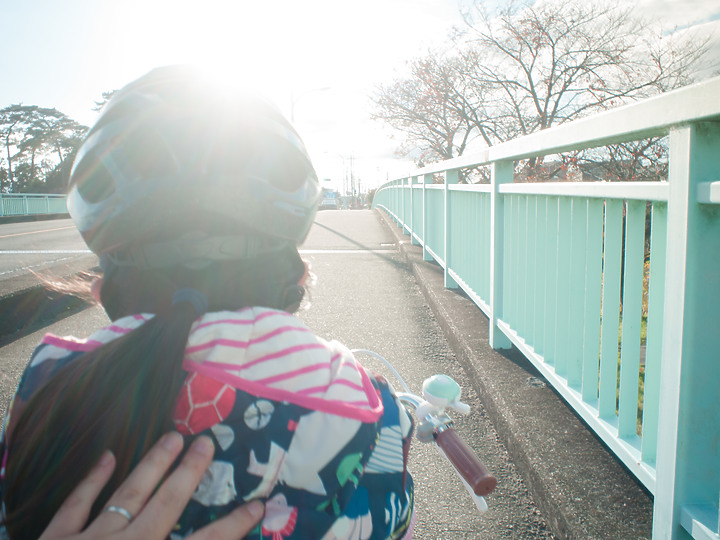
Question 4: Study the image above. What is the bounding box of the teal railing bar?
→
[510,194,521,330]
[444,170,459,289]
[543,197,559,367]
[449,190,465,283]
[554,197,572,377]
[533,197,548,357]
[567,198,589,389]
[490,161,513,350]
[404,178,411,235]
[503,194,515,327]
[371,78,720,538]
[617,199,646,439]
[411,178,421,246]
[599,199,624,420]
[582,198,604,403]
[518,195,529,338]
[0,194,68,217]
[525,196,538,348]
[641,202,667,465]
[473,193,482,294]
[655,123,720,538]
[427,187,444,262]
[500,195,510,326]
[480,192,491,303]
[422,177,431,250]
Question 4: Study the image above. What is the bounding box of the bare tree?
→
[372,0,711,173]
[458,2,704,135]
[371,51,480,165]
[461,0,709,180]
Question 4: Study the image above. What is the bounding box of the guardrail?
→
[373,76,720,539]
[0,193,68,217]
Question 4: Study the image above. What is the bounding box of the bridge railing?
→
[373,76,720,540]
[0,193,68,217]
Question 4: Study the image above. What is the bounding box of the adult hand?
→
[39,432,264,540]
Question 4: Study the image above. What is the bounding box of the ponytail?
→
[2,245,306,539]
[2,299,201,540]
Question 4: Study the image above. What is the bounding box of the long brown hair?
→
[2,246,305,539]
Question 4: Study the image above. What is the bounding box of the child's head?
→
[1,67,322,539]
[67,65,321,317]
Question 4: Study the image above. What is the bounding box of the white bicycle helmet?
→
[68,65,321,267]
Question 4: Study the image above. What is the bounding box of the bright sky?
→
[2,0,719,191]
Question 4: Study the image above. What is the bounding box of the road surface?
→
[0,209,555,538]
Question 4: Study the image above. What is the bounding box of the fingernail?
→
[247,500,265,519]
[161,432,183,452]
[99,450,114,467]
[190,436,214,456]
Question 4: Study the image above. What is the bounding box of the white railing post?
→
[653,122,720,539]
[393,181,399,220]
[422,174,432,261]
[402,178,409,233]
[411,175,420,245]
[373,79,720,525]
[400,177,410,233]
[444,169,459,288]
[490,161,513,349]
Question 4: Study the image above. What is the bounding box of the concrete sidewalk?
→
[376,209,653,539]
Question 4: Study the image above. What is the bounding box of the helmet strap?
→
[105,234,288,269]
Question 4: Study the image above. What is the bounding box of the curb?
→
[376,209,653,540]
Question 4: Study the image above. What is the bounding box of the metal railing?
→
[372,76,720,540]
[0,194,68,217]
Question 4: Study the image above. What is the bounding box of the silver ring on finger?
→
[105,505,133,522]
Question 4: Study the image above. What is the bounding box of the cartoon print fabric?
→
[0,307,414,539]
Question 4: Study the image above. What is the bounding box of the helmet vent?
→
[73,154,116,204]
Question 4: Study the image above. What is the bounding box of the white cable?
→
[350,349,412,394]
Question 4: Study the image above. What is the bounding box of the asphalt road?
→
[298,210,553,539]
[0,219,91,285]
[0,209,555,539]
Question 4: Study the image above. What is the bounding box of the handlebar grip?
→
[435,428,497,496]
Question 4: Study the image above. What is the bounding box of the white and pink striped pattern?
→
[38,308,383,423]
[183,308,382,422]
